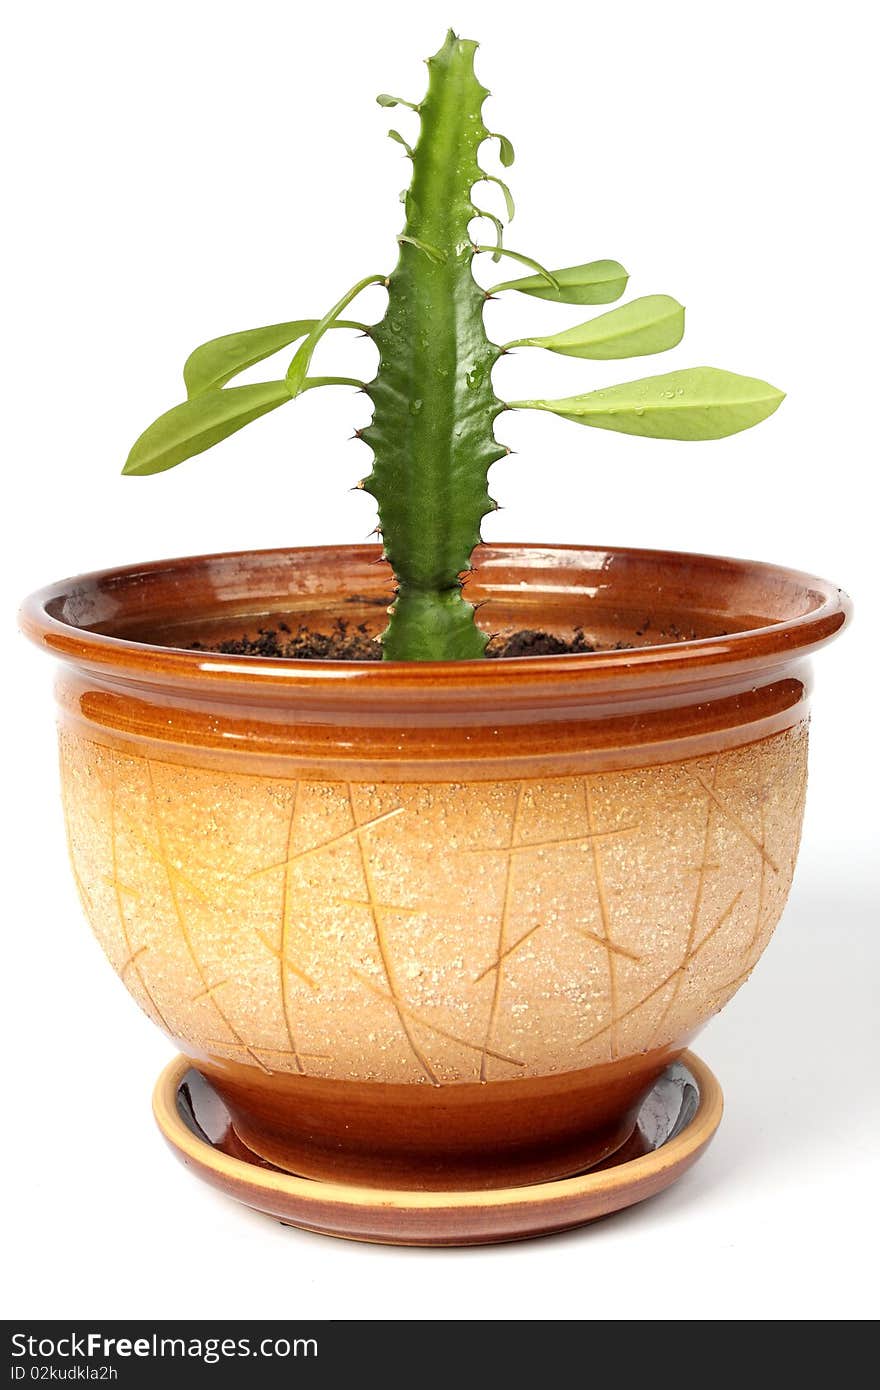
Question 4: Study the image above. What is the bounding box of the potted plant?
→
[21,31,849,1245]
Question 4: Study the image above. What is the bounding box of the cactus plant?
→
[123,30,784,661]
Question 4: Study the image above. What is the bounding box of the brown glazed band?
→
[20,542,850,780]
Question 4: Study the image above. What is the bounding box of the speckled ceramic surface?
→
[59,724,805,1083]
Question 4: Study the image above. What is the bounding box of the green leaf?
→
[508,295,685,359]
[286,274,385,397]
[474,246,559,289]
[300,376,364,391]
[491,258,629,304]
[184,319,366,398]
[183,320,313,398]
[490,132,515,167]
[397,235,447,264]
[387,128,414,157]
[510,367,785,440]
[480,174,515,221]
[474,209,505,260]
[122,382,291,476]
[376,93,419,111]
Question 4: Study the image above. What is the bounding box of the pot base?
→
[197,1044,680,1191]
[153,1050,722,1245]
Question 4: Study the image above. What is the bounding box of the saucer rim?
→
[153,1049,723,1213]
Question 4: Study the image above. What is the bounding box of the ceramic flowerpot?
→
[21,543,849,1193]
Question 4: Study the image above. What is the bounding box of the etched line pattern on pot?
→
[112,826,215,904]
[479,782,525,1082]
[473,922,543,982]
[788,750,811,881]
[584,776,623,1060]
[252,928,317,989]
[118,944,147,979]
[647,755,720,1047]
[745,745,770,958]
[244,806,405,879]
[145,759,272,1074]
[108,762,174,1033]
[467,800,639,1063]
[59,773,97,920]
[693,768,780,873]
[352,969,525,1069]
[572,931,641,964]
[190,979,231,1004]
[278,784,305,1073]
[345,785,440,1085]
[57,724,809,1083]
[456,824,639,858]
[580,890,743,1050]
[203,1040,332,1064]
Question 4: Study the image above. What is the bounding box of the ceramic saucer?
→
[153,1050,722,1246]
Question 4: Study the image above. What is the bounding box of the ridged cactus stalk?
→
[125,30,784,661]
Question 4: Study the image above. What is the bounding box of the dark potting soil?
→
[189,620,639,661]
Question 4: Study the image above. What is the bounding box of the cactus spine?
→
[361,32,506,660]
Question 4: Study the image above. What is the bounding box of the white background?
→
[3,0,877,1322]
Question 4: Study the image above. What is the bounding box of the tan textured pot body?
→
[21,544,849,1188]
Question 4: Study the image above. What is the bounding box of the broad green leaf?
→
[123,381,291,476]
[512,367,785,440]
[184,319,364,398]
[491,258,629,304]
[185,320,312,397]
[509,295,685,359]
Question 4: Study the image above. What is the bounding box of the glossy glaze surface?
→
[200,1041,680,1187]
[21,543,848,1188]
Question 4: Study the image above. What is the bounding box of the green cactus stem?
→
[122,30,784,663]
[360,32,506,660]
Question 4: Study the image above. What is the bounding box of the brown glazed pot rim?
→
[20,541,850,696]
